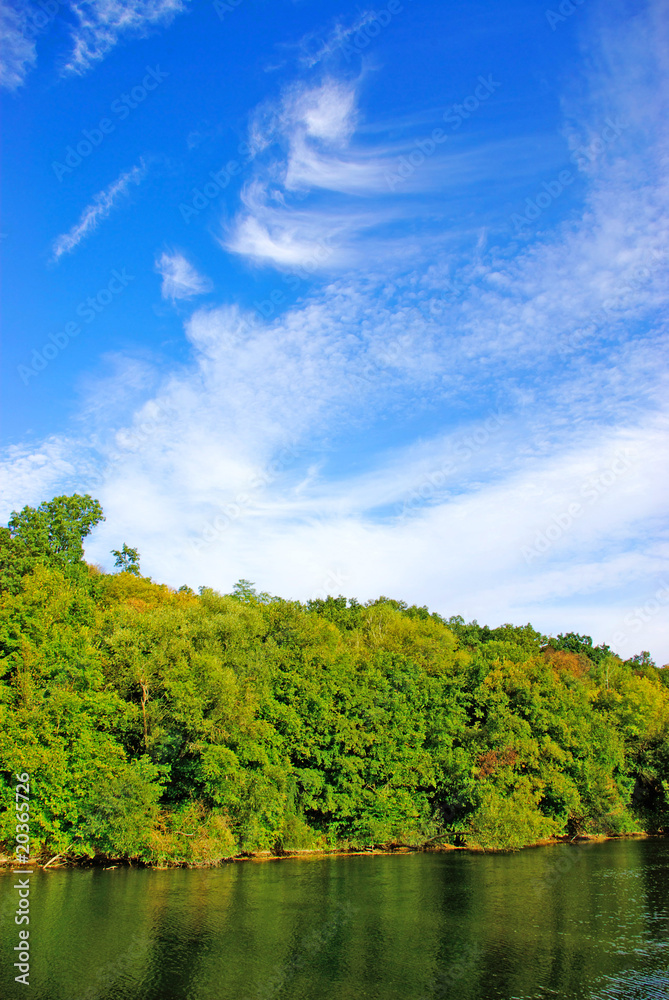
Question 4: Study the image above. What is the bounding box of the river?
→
[1,838,668,999]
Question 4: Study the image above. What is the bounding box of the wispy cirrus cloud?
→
[227,78,421,269]
[0,0,37,90]
[0,0,189,88]
[296,12,380,69]
[50,160,146,262]
[155,250,212,300]
[224,178,386,269]
[225,71,560,272]
[65,0,189,75]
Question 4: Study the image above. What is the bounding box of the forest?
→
[1,495,667,864]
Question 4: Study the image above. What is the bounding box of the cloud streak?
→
[0,1,37,90]
[296,12,380,69]
[50,160,146,262]
[65,0,189,75]
[0,0,189,88]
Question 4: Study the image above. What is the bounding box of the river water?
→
[1,838,668,1000]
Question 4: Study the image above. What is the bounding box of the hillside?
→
[1,496,667,864]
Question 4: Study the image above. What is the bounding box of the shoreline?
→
[1,831,660,871]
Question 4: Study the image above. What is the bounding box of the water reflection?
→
[1,839,668,1000]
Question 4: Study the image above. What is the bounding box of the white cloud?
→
[51,160,146,262]
[0,1,36,90]
[156,251,212,300]
[292,79,358,144]
[65,0,189,75]
[63,396,668,662]
[224,180,385,269]
[248,78,359,158]
[0,436,98,515]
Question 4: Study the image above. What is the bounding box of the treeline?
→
[1,496,667,863]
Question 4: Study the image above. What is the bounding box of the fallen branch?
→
[43,845,72,869]
[423,831,448,844]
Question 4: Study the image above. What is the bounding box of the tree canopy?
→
[8,494,104,562]
[1,494,104,593]
[1,496,667,864]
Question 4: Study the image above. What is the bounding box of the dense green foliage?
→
[1,497,668,863]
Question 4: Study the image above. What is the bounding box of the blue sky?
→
[1,0,668,662]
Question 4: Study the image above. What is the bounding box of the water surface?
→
[1,838,668,999]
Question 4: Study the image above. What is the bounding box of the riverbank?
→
[5,837,666,1000]
[1,831,659,870]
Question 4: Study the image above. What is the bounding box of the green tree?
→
[231,579,273,603]
[7,495,104,570]
[549,632,611,665]
[112,543,141,576]
[231,579,257,601]
[625,651,656,669]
